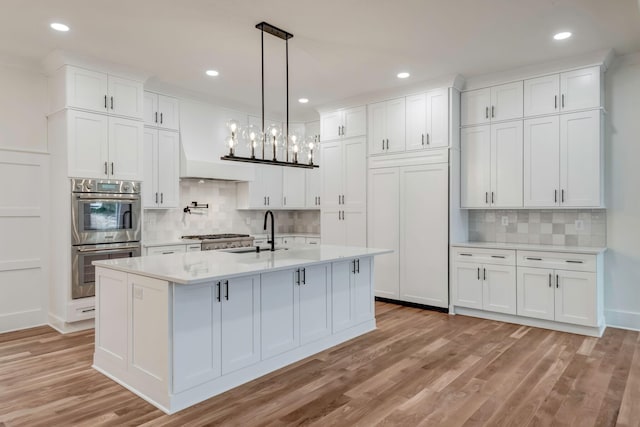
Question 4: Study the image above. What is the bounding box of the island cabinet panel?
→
[332,257,373,332]
[299,264,331,345]
[261,269,300,360]
[95,268,128,370]
[331,259,353,332]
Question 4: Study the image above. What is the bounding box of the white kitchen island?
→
[92,245,391,414]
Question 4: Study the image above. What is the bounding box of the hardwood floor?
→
[1,302,639,426]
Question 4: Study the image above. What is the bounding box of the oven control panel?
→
[72,178,140,194]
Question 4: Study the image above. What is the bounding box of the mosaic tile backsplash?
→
[468,209,606,247]
[143,180,320,242]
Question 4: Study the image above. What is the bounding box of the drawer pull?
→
[566,260,584,264]
[460,253,473,257]
[491,255,506,259]
[526,257,542,261]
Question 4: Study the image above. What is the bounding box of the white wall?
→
[604,51,640,330]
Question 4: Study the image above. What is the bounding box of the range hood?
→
[179,98,255,181]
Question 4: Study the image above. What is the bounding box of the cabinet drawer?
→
[517,251,596,272]
[146,245,186,256]
[452,247,515,266]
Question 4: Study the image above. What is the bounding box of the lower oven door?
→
[71,243,141,299]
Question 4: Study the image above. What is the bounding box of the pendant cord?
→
[261,29,265,160]
[286,38,289,162]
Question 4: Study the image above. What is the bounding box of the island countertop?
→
[93,245,392,285]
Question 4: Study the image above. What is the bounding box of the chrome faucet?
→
[263,210,275,251]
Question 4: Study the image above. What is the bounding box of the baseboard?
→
[605,309,640,331]
[375,297,449,313]
[48,312,95,334]
[0,309,47,333]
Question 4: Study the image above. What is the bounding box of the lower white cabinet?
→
[332,257,372,332]
[454,261,516,315]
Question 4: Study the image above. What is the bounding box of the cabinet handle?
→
[566,260,584,264]
[267,196,270,205]
[318,196,321,205]
[555,95,558,109]
[160,112,163,124]
[356,259,360,273]
[352,260,357,274]
[386,139,389,150]
[161,251,174,255]
[284,196,287,206]
[155,112,158,123]
[224,280,229,300]
[264,196,267,206]
[484,268,487,281]
[485,107,489,119]
[555,189,558,203]
[561,189,565,203]
[562,94,565,108]
[477,267,480,280]
[491,192,495,204]
[556,274,559,288]
[342,195,345,204]
[104,161,108,175]
[485,192,489,204]
[302,268,306,284]
[104,95,107,109]
[526,257,542,261]
[382,139,385,150]
[296,269,300,285]
[491,255,506,259]
[111,162,114,175]
[460,253,472,257]
[427,133,430,145]
[155,192,158,203]
[491,106,495,118]
[161,193,163,204]
[548,274,552,288]
[110,96,114,110]
[342,125,345,135]
[216,282,221,302]
[421,134,425,146]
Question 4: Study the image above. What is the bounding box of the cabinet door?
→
[461,88,490,126]
[320,140,342,209]
[321,111,342,141]
[345,210,367,247]
[108,117,143,181]
[305,168,321,208]
[524,74,560,116]
[142,128,159,208]
[368,168,400,300]
[560,66,601,112]
[516,267,555,321]
[524,116,560,207]
[490,120,523,208]
[461,125,491,208]
[453,262,483,309]
[107,75,144,119]
[261,269,299,359]
[299,264,331,344]
[368,101,387,155]
[555,270,597,326]
[158,95,180,131]
[405,93,426,151]
[157,130,180,208]
[490,81,523,122]
[283,167,306,208]
[321,210,344,245]
[385,98,406,153]
[143,92,158,126]
[560,110,601,207]
[483,265,516,315]
[221,275,261,374]
[426,88,449,148]
[65,66,108,113]
[399,163,449,308]
[67,110,109,179]
[353,257,373,323]
[332,259,353,332]
[263,166,283,208]
[344,106,366,138]
[343,137,367,211]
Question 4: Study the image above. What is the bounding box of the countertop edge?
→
[451,242,607,255]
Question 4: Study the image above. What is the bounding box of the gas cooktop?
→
[181,233,251,240]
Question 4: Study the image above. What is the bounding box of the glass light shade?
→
[227,119,240,136]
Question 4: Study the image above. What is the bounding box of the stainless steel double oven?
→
[71,178,142,299]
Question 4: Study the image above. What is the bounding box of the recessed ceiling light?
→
[50,22,70,32]
[205,70,219,77]
[553,31,572,40]
[298,98,309,104]
[397,72,410,79]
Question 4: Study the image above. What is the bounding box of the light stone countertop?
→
[142,239,202,248]
[451,241,606,255]
[94,245,392,285]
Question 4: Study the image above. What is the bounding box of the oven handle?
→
[76,245,140,253]
[75,195,140,201]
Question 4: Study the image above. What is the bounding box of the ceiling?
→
[1,0,639,121]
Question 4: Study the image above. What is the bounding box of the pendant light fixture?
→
[221,22,318,169]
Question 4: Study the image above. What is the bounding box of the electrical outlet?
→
[575,219,584,231]
[501,216,509,226]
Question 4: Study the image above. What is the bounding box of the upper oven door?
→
[71,193,141,245]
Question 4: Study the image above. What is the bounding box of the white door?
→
[158,95,180,131]
[142,128,158,208]
[66,66,108,113]
[260,269,299,359]
[343,137,367,211]
[461,125,491,208]
[560,66,601,112]
[107,75,144,119]
[321,111,342,141]
[343,106,366,138]
[490,120,523,208]
[353,257,373,324]
[385,98,406,153]
[461,88,490,126]
[67,110,109,179]
[405,93,426,151]
[523,74,560,116]
[143,92,159,126]
[516,267,555,321]
[282,167,306,208]
[220,275,261,374]
[344,210,367,247]
[368,101,387,155]
[263,166,283,208]
[157,130,180,208]
[560,110,601,207]
[321,210,344,245]
[332,259,353,332]
[555,270,597,326]
[453,263,483,310]
[399,163,449,308]
[482,265,516,315]
[108,117,143,181]
[524,116,560,207]
[305,168,321,208]
[299,264,331,344]
[320,141,342,209]
[490,81,523,122]
[368,168,400,300]
[426,88,449,148]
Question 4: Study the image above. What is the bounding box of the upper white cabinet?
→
[524,74,560,116]
[461,81,523,126]
[320,106,366,142]
[368,98,405,155]
[282,168,306,209]
[405,89,449,151]
[144,91,180,131]
[523,116,560,207]
[237,165,283,209]
[52,66,144,120]
[143,128,180,208]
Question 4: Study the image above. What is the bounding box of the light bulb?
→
[293,144,299,153]
[271,127,278,137]
[308,142,315,150]
[227,119,239,135]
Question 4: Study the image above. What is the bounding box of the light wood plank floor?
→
[1,302,639,426]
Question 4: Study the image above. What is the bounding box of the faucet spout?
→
[263,210,275,252]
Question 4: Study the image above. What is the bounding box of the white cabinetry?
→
[461,81,523,126]
[320,106,366,141]
[461,121,523,208]
[282,168,306,208]
[237,166,283,209]
[368,98,405,155]
[143,128,179,208]
[144,91,180,131]
[332,257,372,332]
[304,120,322,208]
[405,89,449,151]
[524,74,560,116]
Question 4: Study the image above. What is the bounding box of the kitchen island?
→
[93,245,391,414]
